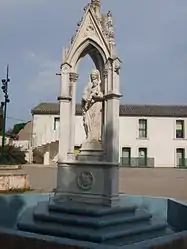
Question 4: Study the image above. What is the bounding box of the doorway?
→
[122,147,131,166]
[138,148,147,167]
[176,148,185,168]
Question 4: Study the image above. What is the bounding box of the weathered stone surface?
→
[0,229,87,249]
[0,169,29,191]
[56,161,119,207]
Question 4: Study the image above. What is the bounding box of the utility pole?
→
[1,65,10,163]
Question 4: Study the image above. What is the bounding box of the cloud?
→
[26,52,60,94]
[0,0,187,131]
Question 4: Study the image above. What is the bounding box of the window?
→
[176,148,185,168]
[138,148,147,166]
[54,117,60,130]
[139,119,147,138]
[121,147,131,166]
[176,120,184,139]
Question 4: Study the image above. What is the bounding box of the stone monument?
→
[17,1,177,247]
[54,0,122,207]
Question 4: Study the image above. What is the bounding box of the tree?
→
[10,122,27,135]
[0,145,26,165]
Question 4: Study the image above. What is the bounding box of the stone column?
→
[58,63,72,162]
[105,58,122,163]
[103,68,108,145]
[68,72,79,156]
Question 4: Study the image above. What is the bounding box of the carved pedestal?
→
[77,140,104,162]
[54,160,119,207]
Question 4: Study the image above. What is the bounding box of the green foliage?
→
[33,148,44,164]
[0,145,26,165]
[11,122,27,135]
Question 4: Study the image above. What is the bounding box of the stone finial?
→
[114,58,121,75]
[84,3,90,12]
[91,0,101,22]
[91,0,101,7]
[106,11,115,41]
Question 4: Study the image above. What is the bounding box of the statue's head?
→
[90,69,100,82]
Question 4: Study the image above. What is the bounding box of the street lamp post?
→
[1,65,10,163]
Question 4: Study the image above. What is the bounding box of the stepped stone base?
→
[17,197,174,247]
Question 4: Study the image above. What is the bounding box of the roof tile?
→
[31,102,187,117]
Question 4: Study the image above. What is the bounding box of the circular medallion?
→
[77,171,94,190]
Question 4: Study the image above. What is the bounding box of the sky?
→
[0,0,187,129]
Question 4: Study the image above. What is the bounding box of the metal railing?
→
[32,129,60,149]
[177,158,187,169]
[120,157,155,168]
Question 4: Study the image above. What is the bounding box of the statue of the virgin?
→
[82,69,103,142]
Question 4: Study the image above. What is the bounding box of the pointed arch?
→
[68,38,109,73]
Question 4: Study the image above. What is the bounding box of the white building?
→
[31,102,187,168]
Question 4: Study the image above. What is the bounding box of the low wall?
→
[0,194,186,248]
[0,228,89,249]
[0,193,186,230]
[0,170,29,191]
[123,231,187,249]
[0,193,50,228]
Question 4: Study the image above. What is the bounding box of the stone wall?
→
[149,237,187,249]
[0,230,86,249]
[1,230,187,249]
[0,170,29,191]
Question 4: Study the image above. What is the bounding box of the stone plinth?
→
[77,140,104,162]
[55,160,119,207]
[0,168,29,191]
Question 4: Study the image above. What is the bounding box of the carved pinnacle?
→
[91,0,101,7]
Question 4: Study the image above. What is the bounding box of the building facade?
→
[31,102,187,168]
